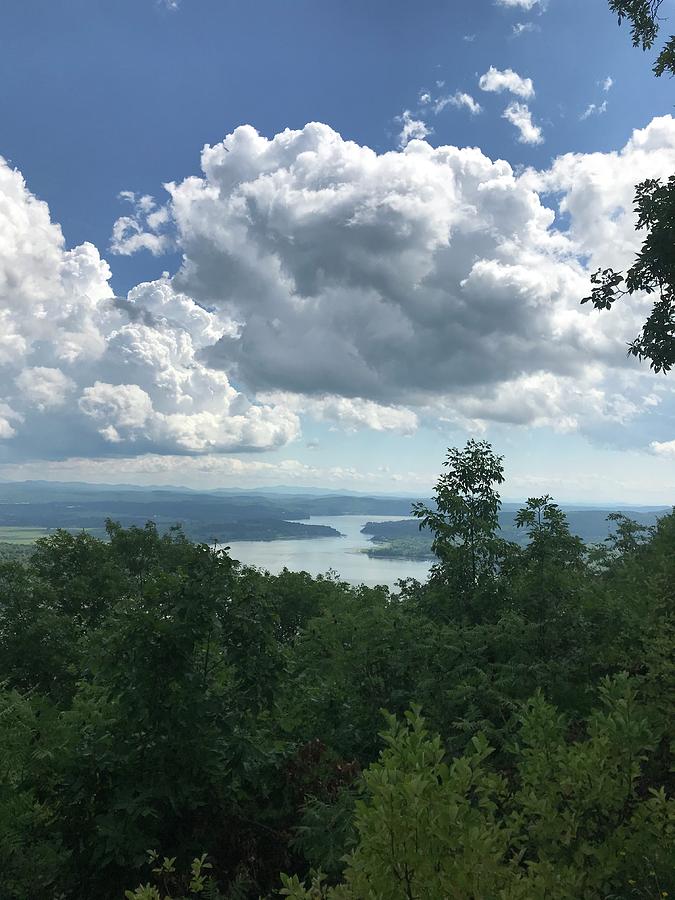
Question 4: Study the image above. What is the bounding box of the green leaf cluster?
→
[283,682,673,899]
[585,2,675,370]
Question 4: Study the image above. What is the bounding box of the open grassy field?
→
[0,527,51,544]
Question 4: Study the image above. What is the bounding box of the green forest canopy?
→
[1,440,673,899]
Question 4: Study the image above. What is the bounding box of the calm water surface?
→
[224,515,431,589]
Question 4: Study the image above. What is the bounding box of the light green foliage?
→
[508,677,671,895]
[279,870,344,899]
[283,683,674,899]
[343,710,508,899]
[125,851,220,900]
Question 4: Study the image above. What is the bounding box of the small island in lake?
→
[361,519,435,560]
[361,506,667,559]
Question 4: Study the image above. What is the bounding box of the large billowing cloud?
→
[0,160,299,460]
[3,116,675,463]
[159,119,674,440]
[169,122,572,406]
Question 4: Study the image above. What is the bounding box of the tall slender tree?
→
[413,439,505,617]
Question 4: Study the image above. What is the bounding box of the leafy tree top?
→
[608,0,675,75]
[585,2,675,371]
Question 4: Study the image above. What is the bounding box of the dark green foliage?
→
[413,439,508,620]
[0,690,69,898]
[0,543,33,563]
[583,176,675,372]
[608,1,671,72]
[511,496,586,660]
[586,2,675,370]
[0,444,673,899]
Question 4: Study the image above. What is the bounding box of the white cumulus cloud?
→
[5,116,675,465]
[479,66,535,99]
[0,403,21,440]
[262,394,419,435]
[158,119,675,446]
[496,0,545,8]
[651,439,675,458]
[436,92,483,115]
[110,191,173,256]
[503,102,544,143]
[15,367,76,411]
[0,158,300,459]
[396,110,432,147]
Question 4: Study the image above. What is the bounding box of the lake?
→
[224,515,432,589]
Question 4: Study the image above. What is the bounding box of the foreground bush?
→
[282,682,674,899]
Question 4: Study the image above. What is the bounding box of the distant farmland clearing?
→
[0,527,51,543]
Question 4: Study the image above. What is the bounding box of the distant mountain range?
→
[0,479,670,545]
[0,479,414,501]
[0,480,420,543]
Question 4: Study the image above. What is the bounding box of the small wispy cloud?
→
[436,92,483,115]
[396,110,432,148]
[580,100,608,120]
[651,439,675,458]
[600,75,614,92]
[503,102,544,144]
[479,66,535,99]
[110,191,173,256]
[512,21,538,36]
[496,0,545,8]
[463,34,477,42]
[399,83,482,147]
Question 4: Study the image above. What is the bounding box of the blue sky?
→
[2,0,672,285]
[1,0,675,502]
